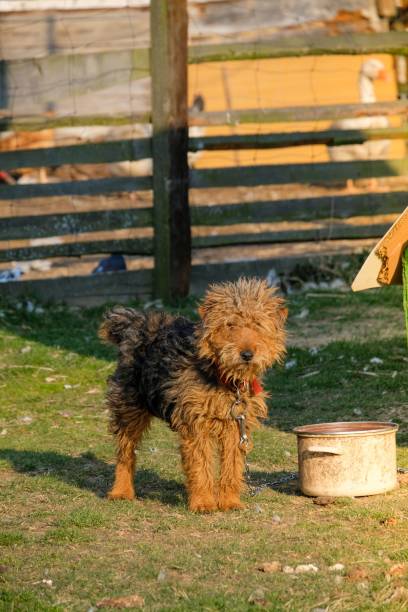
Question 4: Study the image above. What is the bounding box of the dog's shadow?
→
[0,449,186,506]
[0,449,299,505]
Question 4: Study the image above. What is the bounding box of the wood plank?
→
[0,208,152,241]
[0,176,151,200]
[189,127,408,152]
[188,32,408,63]
[0,268,153,307]
[191,159,408,189]
[0,112,151,132]
[403,247,408,344]
[1,127,405,173]
[191,191,408,226]
[0,237,153,262]
[151,0,190,302]
[0,239,373,306]
[191,223,393,249]
[2,191,404,243]
[3,100,407,132]
[0,138,151,171]
[190,101,408,126]
[2,191,403,244]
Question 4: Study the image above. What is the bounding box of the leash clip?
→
[230,387,250,451]
[235,414,249,450]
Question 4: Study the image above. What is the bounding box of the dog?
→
[99,277,287,512]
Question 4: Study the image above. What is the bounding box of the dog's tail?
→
[99,306,145,346]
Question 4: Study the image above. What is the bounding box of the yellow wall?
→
[188,54,404,167]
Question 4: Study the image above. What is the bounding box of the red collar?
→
[218,373,263,396]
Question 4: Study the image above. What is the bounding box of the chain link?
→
[244,457,298,496]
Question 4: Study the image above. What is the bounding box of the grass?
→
[0,287,407,611]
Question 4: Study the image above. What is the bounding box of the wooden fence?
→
[0,1,407,304]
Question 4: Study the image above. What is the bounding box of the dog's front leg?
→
[179,432,217,513]
[218,423,245,510]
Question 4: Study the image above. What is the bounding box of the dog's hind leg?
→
[179,432,217,513]
[218,423,245,510]
[108,408,152,501]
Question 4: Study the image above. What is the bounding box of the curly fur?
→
[100,277,287,512]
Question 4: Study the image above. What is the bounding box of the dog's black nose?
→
[240,350,253,362]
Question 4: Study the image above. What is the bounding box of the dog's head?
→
[197,277,287,384]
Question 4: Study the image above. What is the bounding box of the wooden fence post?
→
[151,0,191,303]
[0,61,8,110]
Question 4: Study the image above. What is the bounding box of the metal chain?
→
[231,389,298,497]
[244,457,298,496]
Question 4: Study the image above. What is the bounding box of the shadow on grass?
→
[0,449,185,506]
[0,449,300,504]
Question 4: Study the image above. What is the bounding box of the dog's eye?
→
[226,322,235,329]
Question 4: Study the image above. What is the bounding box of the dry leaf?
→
[257,562,282,573]
[347,567,369,582]
[96,594,144,608]
[380,517,397,527]
[86,387,100,395]
[388,563,408,577]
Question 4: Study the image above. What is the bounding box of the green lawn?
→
[0,287,407,611]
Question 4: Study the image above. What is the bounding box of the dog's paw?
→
[189,497,217,513]
[218,496,244,511]
[107,489,135,501]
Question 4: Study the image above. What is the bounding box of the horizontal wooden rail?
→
[0,208,152,241]
[0,138,151,171]
[0,112,151,132]
[2,191,405,244]
[0,269,153,306]
[1,160,405,201]
[191,191,408,226]
[2,101,407,132]
[191,159,408,188]
[0,176,151,200]
[191,221,393,249]
[2,31,407,73]
[0,237,153,263]
[0,218,391,263]
[2,127,406,172]
[190,127,408,151]
[188,32,408,63]
[190,101,408,126]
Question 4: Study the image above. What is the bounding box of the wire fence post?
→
[151,0,191,303]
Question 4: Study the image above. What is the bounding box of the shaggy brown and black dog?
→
[100,278,287,512]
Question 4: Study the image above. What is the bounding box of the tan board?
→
[352,206,408,291]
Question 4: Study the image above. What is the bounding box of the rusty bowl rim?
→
[293,421,399,437]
